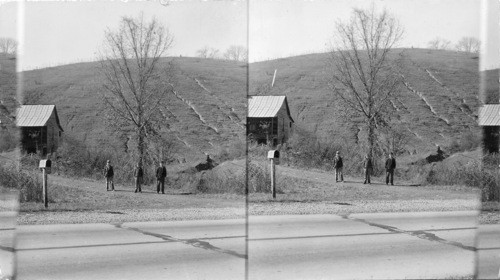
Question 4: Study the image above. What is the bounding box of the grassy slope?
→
[22,57,247,164]
[0,54,17,126]
[250,49,481,154]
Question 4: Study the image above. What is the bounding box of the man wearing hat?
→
[134,162,144,193]
[363,154,373,184]
[333,151,344,182]
[385,152,397,185]
[104,160,115,191]
[156,161,167,194]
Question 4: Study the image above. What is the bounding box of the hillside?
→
[22,57,247,163]
[250,49,481,154]
[0,53,17,125]
[0,53,18,154]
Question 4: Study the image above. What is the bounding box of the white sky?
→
[250,0,481,62]
[0,0,489,70]
[2,0,248,71]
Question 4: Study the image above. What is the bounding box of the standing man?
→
[104,160,114,191]
[333,151,344,182]
[134,162,143,193]
[156,161,167,194]
[385,152,397,185]
[363,154,373,184]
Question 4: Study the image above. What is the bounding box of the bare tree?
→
[196,46,209,58]
[455,37,480,54]
[0,38,17,54]
[208,48,220,59]
[327,6,404,158]
[223,45,248,62]
[99,14,174,166]
[428,37,451,50]
[196,46,220,59]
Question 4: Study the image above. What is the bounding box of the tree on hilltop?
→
[428,37,451,50]
[327,5,404,158]
[196,46,221,59]
[0,38,17,54]
[98,14,174,166]
[455,37,480,54]
[223,45,247,62]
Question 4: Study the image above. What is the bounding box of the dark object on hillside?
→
[195,155,218,172]
[425,146,447,164]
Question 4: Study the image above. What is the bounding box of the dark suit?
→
[363,158,373,184]
[134,167,143,193]
[385,157,396,185]
[104,164,114,191]
[156,166,167,194]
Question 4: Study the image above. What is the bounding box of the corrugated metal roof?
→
[16,105,63,131]
[248,95,287,118]
[479,104,500,126]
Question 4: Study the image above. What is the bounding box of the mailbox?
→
[39,159,52,174]
[267,150,280,165]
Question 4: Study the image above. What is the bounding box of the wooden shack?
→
[479,104,500,153]
[248,95,294,146]
[16,105,63,155]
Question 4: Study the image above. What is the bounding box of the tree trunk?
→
[137,129,145,166]
[368,118,375,158]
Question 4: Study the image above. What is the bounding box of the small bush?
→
[424,158,499,202]
[198,168,245,194]
[214,140,246,162]
[0,128,18,152]
[0,164,43,202]
[248,160,271,193]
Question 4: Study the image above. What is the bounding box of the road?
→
[12,211,485,279]
[248,211,478,279]
[0,212,16,280]
[16,220,246,280]
[476,223,500,279]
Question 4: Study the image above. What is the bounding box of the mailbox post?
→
[267,150,280,199]
[39,159,52,208]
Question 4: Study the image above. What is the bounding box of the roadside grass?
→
[19,174,245,213]
[249,174,479,204]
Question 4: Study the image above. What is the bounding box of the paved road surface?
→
[16,220,246,280]
[14,211,482,279]
[0,212,16,280]
[248,211,478,279]
[476,223,500,279]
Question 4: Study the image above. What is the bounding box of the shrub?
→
[0,128,18,152]
[424,158,499,202]
[0,164,43,202]
[198,167,245,194]
[213,140,246,162]
[248,160,271,193]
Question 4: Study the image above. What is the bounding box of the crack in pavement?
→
[113,223,246,259]
[0,245,14,253]
[340,214,476,251]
